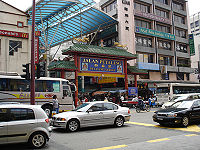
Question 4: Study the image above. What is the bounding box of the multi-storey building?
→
[95,0,194,85]
[189,12,200,82]
[0,0,31,75]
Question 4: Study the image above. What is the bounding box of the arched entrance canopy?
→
[26,0,118,48]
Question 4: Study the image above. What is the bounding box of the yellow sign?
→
[98,77,117,84]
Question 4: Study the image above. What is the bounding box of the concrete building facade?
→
[189,12,200,82]
[0,0,31,75]
[95,0,194,84]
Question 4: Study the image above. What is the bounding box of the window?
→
[134,3,150,13]
[155,9,169,18]
[103,103,114,110]
[159,56,172,66]
[9,40,22,55]
[9,108,35,121]
[175,28,186,38]
[177,59,190,67]
[157,40,171,50]
[190,23,194,28]
[135,36,152,47]
[90,103,103,111]
[173,1,184,11]
[195,21,199,27]
[135,19,151,29]
[37,80,60,92]
[156,24,170,33]
[177,72,184,80]
[155,0,168,5]
[138,53,154,63]
[0,108,8,122]
[102,0,117,13]
[174,15,185,24]
[176,43,187,53]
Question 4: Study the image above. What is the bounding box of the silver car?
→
[52,101,131,132]
[0,104,52,148]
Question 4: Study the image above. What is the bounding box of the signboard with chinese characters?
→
[98,77,117,84]
[135,11,171,24]
[80,57,124,73]
[35,37,39,64]
[138,62,160,70]
[0,29,29,38]
[135,27,175,40]
[189,34,195,56]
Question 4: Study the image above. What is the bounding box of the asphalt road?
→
[2,107,200,150]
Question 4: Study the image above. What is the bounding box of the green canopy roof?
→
[128,66,148,74]
[48,60,77,70]
[62,43,137,60]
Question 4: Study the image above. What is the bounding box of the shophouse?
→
[0,0,31,75]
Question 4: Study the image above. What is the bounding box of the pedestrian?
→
[52,95,59,114]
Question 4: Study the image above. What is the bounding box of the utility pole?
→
[30,0,36,105]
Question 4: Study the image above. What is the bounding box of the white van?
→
[161,93,200,109]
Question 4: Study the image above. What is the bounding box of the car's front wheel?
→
[114,116,124,127]
[67,119,80,132]
[29,132,47,149]
[182,116,189,127]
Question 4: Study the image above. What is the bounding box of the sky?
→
[2,0,200,16]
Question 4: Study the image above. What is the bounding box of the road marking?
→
[88,145,128,150]
[126,122,200,132]
[127,121,155,127]
[185,134,198,137]
[147,138,170,143]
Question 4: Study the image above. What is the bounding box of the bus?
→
[156,83,200,104]
[0,74,76,117]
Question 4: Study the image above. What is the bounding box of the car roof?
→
[0,104,41,109]
[174,93,200,97]
[85,101,115,104]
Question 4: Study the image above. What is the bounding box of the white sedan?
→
[51,101,131,132]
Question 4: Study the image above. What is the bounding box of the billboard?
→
[80,57,124,73]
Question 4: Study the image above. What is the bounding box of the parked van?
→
[161,93,200,109]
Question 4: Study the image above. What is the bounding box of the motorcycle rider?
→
[138,96,145,110]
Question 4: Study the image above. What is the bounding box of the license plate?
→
[157,118,163,120]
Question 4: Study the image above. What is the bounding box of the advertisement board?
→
[128,87,138,96]
[80,57,124,73]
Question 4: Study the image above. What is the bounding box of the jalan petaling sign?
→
[135,27,175,40]
[80,57,124,73]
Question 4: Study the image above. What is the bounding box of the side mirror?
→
[87,109,93,113]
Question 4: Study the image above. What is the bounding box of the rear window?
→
[9,108,35,121]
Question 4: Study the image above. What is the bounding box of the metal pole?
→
[30,0,36,105]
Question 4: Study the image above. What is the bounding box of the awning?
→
[26,0,118,48]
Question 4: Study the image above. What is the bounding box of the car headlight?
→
[167,113,177,117]
[57,117,66,121]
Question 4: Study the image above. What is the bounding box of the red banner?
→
[0,30,29,38]
[35,37,39,64]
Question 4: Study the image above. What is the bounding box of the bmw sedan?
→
[153,99,200,127]
[52,101,131,132]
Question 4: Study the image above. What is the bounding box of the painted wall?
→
[0,1,31,74]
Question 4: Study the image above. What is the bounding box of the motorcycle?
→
[135,104,151,113]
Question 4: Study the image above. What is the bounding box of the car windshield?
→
[172,101,193,109]
[73,103,89,111]
[169,96,181,102]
